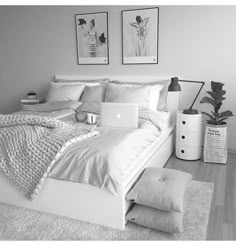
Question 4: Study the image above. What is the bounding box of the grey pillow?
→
[126,167,192,212]
[109,80,170,111]
[126,204,185,233]
[105,83,150,108]
[80,85,106,103]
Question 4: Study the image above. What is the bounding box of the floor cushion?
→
[126,167,192,212]
[126,203,185,233]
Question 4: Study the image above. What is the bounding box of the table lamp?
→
[168,77,205,114]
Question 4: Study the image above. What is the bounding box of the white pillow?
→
[126,167,192,212]
[149,85,163,110]
[105,83,151,108]
[107,82,163,111]
[47,83,85,102]
[110,80,169,111]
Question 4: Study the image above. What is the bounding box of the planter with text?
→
[200,81,233,164]
[204,123,227,164]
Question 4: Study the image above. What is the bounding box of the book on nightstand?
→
[21,99,40,104]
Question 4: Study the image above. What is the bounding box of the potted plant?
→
[200,81,233,164]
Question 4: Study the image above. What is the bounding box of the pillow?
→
[47,84,85,102]
[110,80,169,111]
[108,82,162,111]
[105,83,151,108]
[80,85,106,103]
[126,204,185,233]
[126,167,192,212]
[149,85,163,110]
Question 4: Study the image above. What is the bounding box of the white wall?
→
[0,5,236,149]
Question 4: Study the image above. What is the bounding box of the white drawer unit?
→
[176,111,203,160]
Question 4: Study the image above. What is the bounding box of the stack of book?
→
[21,98,41,105]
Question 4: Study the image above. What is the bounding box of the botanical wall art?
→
[75,12,109,65]
[122,7,159,64]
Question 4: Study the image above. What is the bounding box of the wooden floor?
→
[165,152,236,240]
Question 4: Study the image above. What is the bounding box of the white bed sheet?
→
[16,107,173,194]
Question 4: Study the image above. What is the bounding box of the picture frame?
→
[122,7,159,65]
[75,12,109,65]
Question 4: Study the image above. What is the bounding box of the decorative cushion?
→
[80,85,106,103]
[126,167,192,212]
[105,83,151,108]
[47,83,85,102]
[126,203,185,233]
[109,80,170,111]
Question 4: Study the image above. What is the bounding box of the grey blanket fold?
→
[0,114,97,200]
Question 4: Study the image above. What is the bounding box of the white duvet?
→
[21,101,172,194]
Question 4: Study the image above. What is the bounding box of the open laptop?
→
[100,102,138,128]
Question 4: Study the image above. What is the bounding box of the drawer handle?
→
[182,121,186,125]
[182,135,185,139]
[181,150,185,153]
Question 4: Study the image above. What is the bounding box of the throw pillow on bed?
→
[109,80,169,111]
[126,204,185,233]
[80,85,106,103]
[47,83,85,102]
[105,83,151,108]
[126,167,192,212]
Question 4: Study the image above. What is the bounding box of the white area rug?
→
[0,180,213,240]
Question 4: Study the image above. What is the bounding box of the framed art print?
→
[75,12,109,65]
[122,7,159,64]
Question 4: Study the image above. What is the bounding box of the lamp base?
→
[183,109,199,115]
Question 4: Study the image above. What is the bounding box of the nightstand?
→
[21,100,45,111]
[175,111,203,160]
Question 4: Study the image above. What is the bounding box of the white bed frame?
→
[0,75,179,230]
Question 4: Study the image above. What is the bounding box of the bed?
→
[0,75,179,230]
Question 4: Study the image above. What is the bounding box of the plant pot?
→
[203,123,227,164]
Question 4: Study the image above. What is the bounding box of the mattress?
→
[123,124,174,189]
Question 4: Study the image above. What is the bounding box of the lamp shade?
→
[168,77,181,92]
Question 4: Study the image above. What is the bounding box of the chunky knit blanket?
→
[0,114,98,200]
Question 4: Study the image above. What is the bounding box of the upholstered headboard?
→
[54,75,180,120]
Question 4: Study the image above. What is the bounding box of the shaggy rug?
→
[0,180,213,240]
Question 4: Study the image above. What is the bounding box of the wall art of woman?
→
[78,18,106,57]
[130,15,149,56]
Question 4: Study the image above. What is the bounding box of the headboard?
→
[54,75,180,121]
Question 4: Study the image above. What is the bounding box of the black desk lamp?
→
[168,77,205,115]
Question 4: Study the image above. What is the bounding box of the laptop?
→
[100,102,138,128]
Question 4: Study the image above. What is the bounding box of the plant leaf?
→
[214,101,223,113]
[217,117,228,124]
[219,110,234,118]
[201,111,215,121]
[206,90,226,99]
[211,81,224,92]
[200,97,215,107]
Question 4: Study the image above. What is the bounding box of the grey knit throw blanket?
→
[0,114,98,200]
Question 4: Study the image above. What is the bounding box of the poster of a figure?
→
[75,12,109,65]
[122,7,159,64]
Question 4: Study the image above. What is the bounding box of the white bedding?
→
[17,102,173,194]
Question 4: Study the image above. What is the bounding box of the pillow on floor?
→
[105,83,151,108]
[126,167,192,212]
[80,85,106,103]
[126,204,185,233]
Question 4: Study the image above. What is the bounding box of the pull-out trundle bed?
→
[0,76,179,230]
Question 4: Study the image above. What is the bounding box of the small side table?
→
[21,99,45,111]
[175,111,202,160]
